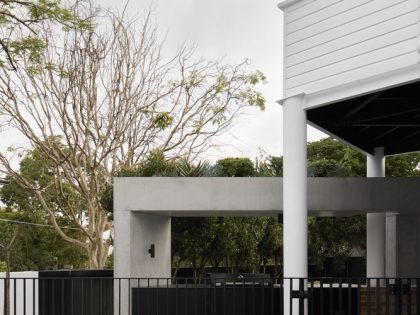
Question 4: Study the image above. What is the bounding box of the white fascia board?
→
[276,92,306,106]
[305,64,420,110]
[278,64,420,110]
[277,0,302,10]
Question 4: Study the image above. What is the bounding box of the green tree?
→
[205,217,237,271]
[257,217,282,276]
[172,217,216,281]
[255,152,283,177]
[267,156,283,177]
[228,217,266,273]
[216,157,255,177]
[1,145,88,270]
[308,216,366,274]
[386,153,420,177]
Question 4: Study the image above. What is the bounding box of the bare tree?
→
[0,7,266,269]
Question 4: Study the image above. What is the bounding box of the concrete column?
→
[282,94,307,315]
[366,147,385,279]
[114,210,171,314]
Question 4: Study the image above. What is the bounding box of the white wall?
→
[281,0,419,97]
[0,271,39,315]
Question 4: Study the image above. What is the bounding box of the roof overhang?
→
[306,80,420,156]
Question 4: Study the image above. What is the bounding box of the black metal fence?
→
[1,276,419,315]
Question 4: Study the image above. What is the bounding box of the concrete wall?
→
[0,271,39,315]
[280,0,420,98]
[396,214,420,277]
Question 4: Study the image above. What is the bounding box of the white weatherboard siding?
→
[282,0,420,98]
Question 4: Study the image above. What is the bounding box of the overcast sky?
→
[99,0,327,161]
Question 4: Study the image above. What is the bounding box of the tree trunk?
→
[87,237,109,269]
[4,252,11,315]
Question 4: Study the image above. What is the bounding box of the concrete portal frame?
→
[114,177,420,313]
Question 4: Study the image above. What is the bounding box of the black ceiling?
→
[307,81,420,156]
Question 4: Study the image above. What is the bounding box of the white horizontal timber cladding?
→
[285,0,411,45]
[286,38,417,87]
[287,28,416,77]
[286,15,417,66]
[286,6,417,57]
[286,0,373,36]
[286,0,339,23]
[283,0,420,97]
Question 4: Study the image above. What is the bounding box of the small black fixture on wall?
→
[148,244,155,258]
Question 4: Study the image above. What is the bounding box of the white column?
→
[366,147,385,279]
[282,94,307,315]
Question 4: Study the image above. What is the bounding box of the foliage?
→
[172,217,216,279]
[308,216,366,273]
[0,146,88,270]
[386,153,420,177]
[228,217,267,273]
[307,138,366,177]
[267,156,283,177]
[176,159,209,177]
[0,210,21,268]
[257,217,282,275]
[216,157,255,177]
[0,0,92,70]
[254,151,283,177]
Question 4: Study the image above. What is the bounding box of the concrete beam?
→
[114,177,420,216]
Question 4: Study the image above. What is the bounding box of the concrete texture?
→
[114,177,420,216]
[385,213,397,278]
[396,214,420,277]
[113,207,171,314]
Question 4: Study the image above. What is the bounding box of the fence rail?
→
[1,277,419,315]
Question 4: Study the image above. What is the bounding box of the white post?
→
[366,147,385,279]
[282,94,308,315]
